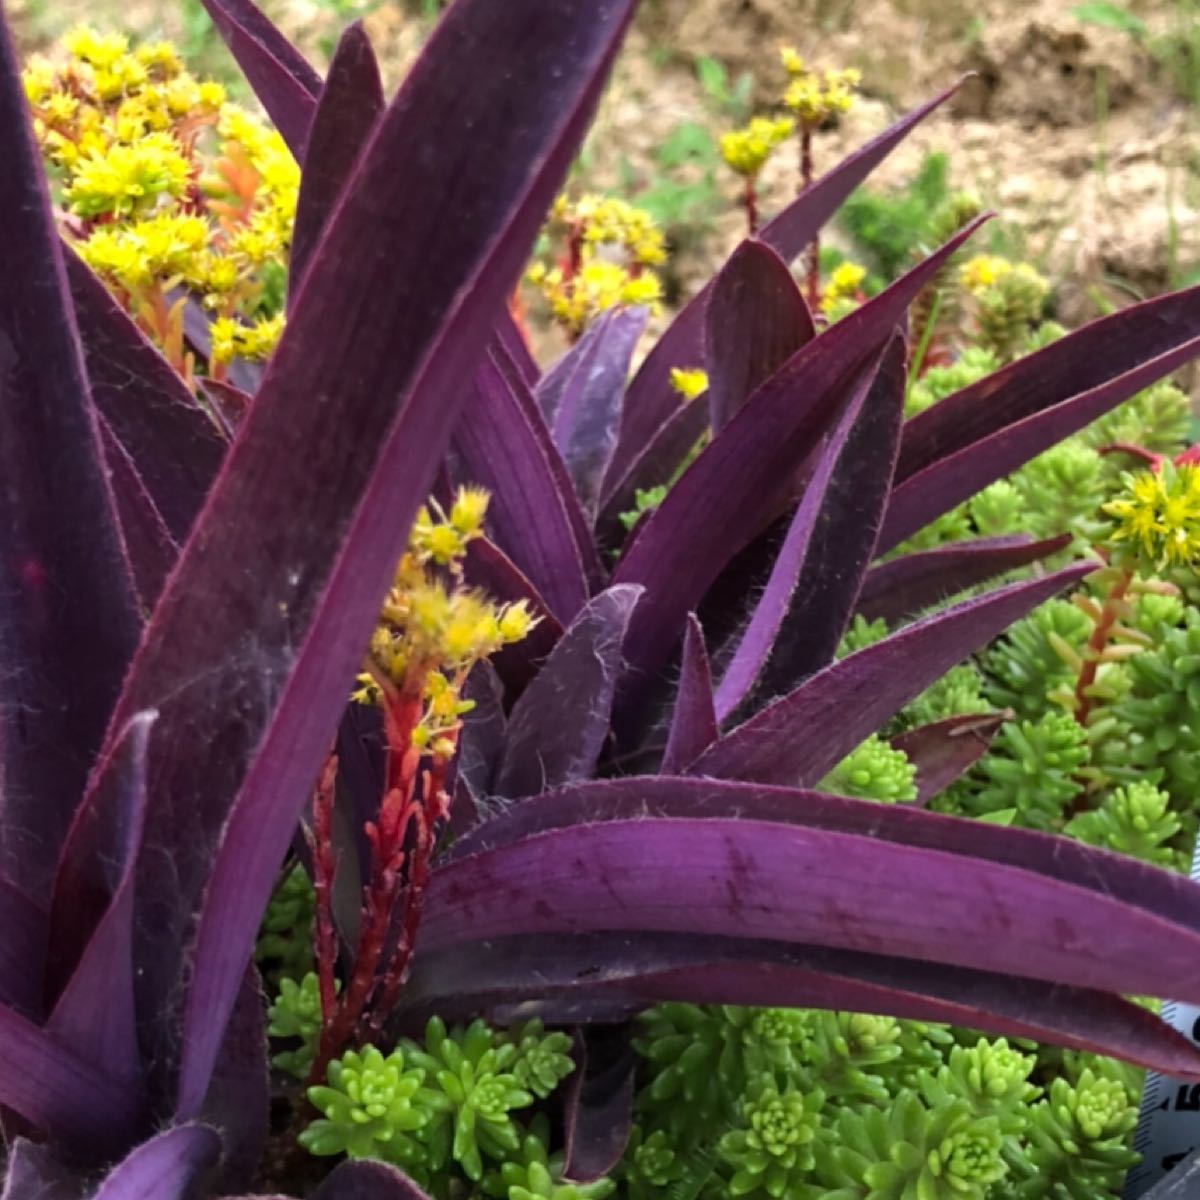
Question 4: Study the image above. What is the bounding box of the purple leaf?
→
[660,614,718,773]
[46,714,156,1100]
[398,930,1200,1077]
[561,1026,636,1184]
[891,713,1007,804]
[0,879,45,1018]
[691,562,1089,784]
[603,81,964,498]
[197,0,322,157]
[0,14,140,901]
[492,309,541,389]
[451,663,508,835]
[451,351,592,623]
[423,808,1200,1009]
[494,585,643,800]
[311,1160,434,1200]
[0,1141,84,1200]
[856,533,1072,625]
[289,22,384,302]
[0,1000,141,1150]
[715,335,904,720]
[705,240,814,433]
[65,254,227,542]
[548,306,646,516]
[144,0,637,1121]
[198,377,252,436]
[613,219,986,697]
[91,1125,221,1200]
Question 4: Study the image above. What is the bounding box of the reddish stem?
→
[308,754,340,1024]
[798,127,821,315]
[743,177,759,235]
[1072,568,1132,730]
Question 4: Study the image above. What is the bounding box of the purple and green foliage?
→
[2,0,1200,1194]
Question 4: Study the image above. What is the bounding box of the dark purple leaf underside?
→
[311,1160,434,1200]
[91,1125,222,1200]
[856,533,1071,625]
[0,16,141,901]
[705,240,815,433]
[288,22,384,303]
[452,352,591,623]
[660,614,718,773]
[398,930,1200,1077]
[163,0,637,1120]
[450,662,508,836]
[891,712,1006,804]
[715,335,903,721]
[65,254,227,540]
[882,333,1200,551]
[613,218,986,695]
[691,563,1089,784]
[0,879,45,1018]
[0,1141,84,1200]
[551,306,646,517]
[493,585,643,799]
[898,283,1200,483]
[198,0,321,157]
[423,813,1200,1006]
[0,999,140,1150]
[46,715,155,1099]
[603,82,962,497]
[561,1026,637,1183]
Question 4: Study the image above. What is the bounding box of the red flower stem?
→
[799,126,820,315]
[309,754,341,1024]
[743,177,759,235]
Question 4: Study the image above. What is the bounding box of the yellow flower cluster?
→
[779,48,860,126]
[821,261,867,319]
[24,27,299,381]
[210,313,287,365]
[355,488,536,759]
[669,367,709,402]
[959,255,1050,361]
[718,116,795,178]
[1104,465,1200,571]
[528,193,667,335]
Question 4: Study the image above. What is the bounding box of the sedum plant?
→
[2,1,1200,1198]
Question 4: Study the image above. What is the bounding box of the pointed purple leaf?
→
[612,219,986,696]
[883,332,1200,550]
[0,999,141,1150]
[398,929,1200,1077]
[91,1126,221,1200]
[691,563,1089,784]
[46,715,156,1101]
[494,585,643,800]
[197,0,322,157]
[198,377,252,436]
[891,712,1007,804]
[424,808,1200,1009]
[0,879,45,1018]
[661,614,718,773]
[856,533,1072,624]
[0,1141,84,1200]
[65,253,227,541]
[715,335,904,720]
[548,306,646,516]
[289,22,384,303]
[451,351,592,623]
[705,240,815,433]
[603,81,963,497]
[493,307,541,388]
[0,14,140,900]
[312,1160,434,1200]
[142,0,637,1120]
[561,1026,636,1184]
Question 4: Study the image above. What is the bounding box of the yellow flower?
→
[821,261,867,317]
[669,367,709,402]
[960,255,1013,293]
[782,63,860,125]
[719,116,795,178]
[65,131,191,218]
[208,313,285,365]
[1104,464,1200,570]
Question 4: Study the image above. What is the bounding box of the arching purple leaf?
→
[891,713,1006,804]
[494,585,643,800]
[146,0,637,1121]
[493,307,541,389]
[661,614,718,773]
[311,1160,434,1200]
[705,240,814,433]
[611,217,986,702]
[856,533,1071,625]
[0,15,140,901]
[197,0,321,157]
[549,306,646,516]
[289,22,384,302]
[561,1026,636,1183]
[91,1125,221,1200]
[603,81,964,498]
[398,930,1200,1077]
[451,351,592,623]
[691,562,1089,784]
[715,335,903,720]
